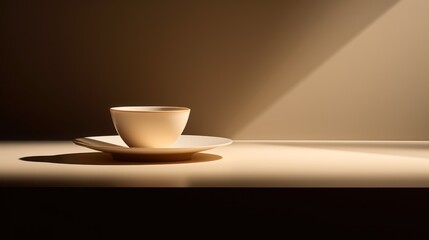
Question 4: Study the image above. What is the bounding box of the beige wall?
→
[1,0,428,140]
[236,0,429,140]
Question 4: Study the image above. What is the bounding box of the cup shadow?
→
[20,152,222,165]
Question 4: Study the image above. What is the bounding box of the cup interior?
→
[110,106,190,112]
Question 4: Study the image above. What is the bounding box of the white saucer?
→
[73,135,233,161]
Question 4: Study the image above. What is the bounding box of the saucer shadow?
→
[20,152,222,165]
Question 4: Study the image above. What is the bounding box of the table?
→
[2,140,429,237]
[2,140,429,187]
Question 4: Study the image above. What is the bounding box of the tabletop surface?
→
[1,139,429,187]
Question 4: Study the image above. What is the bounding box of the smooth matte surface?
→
[110,106,190,148]
[2,140,429,187]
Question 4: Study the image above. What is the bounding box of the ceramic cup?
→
[110,106,191,148]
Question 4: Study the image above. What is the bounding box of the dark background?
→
[2,188,429,238]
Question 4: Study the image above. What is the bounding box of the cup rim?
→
[110,106,190,113]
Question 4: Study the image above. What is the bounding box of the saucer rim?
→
[73,135,233,155]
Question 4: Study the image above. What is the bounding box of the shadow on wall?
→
[0,0,399,140]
